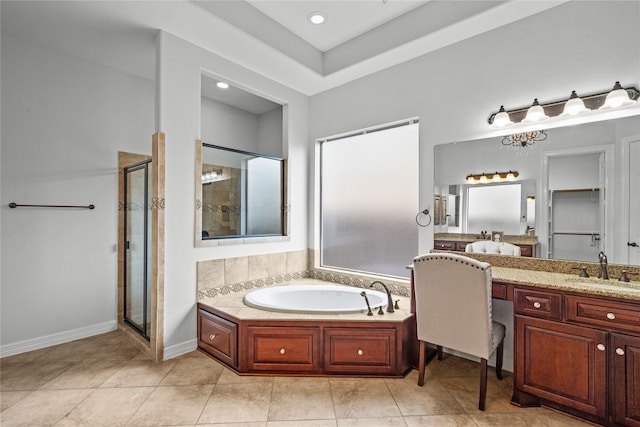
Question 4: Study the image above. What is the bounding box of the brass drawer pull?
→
[606,312,616,320]
[209,334,217,340]
[533,302,541,309]
[597,343,606,351]
[280,348,286,355]
[616,348,625,356]
[357,349,364,356]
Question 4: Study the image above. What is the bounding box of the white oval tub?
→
[243,285,388,314]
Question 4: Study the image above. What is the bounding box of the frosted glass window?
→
[321,123,419,278]
[467,184,521,235]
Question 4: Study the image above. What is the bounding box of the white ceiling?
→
[0,1,568,96]
[246,0,429,52]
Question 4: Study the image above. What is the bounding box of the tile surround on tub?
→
[196,248,412,301]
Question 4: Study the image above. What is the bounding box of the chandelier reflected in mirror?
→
[502,130,547,148]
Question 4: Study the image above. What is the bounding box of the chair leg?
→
[418,340,426,386]
[495,340,504,381]
[437,345,443,361]
[479,358,488,411]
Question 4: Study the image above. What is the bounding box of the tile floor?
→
[1,330,596,426]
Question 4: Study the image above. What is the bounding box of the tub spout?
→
[360,291,374,316]
[370,281,395,313]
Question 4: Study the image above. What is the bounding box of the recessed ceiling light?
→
[216,82,229,89]
[308,11,326,25]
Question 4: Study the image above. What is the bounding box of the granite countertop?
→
[199,278,414,322]
[491,266,640,302]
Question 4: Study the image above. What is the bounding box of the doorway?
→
[123,160,152,340]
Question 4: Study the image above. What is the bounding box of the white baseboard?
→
[0,320,118,358]
[163,338,197,360]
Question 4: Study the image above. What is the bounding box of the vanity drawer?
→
[324,327,396,375]
[247,326,320,373]
[514,288,562,320]
[456,242,469,252]
[434,240,456,251]
[566,296,640,334]
[518,245,534,257]
[198,309,238,368]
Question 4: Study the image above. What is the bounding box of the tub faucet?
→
[370,281,395,313]
[598,251,609,280]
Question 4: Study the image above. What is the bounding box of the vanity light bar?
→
[466,170,519,184]
[488,82,640,128]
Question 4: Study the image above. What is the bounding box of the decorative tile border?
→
[309,270,411,298]
[197,269,411,301]
[197,271,308,300]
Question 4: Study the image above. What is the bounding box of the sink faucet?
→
[370,281,395,313]
[598,251,609,280]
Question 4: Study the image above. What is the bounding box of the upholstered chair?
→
[413,253,505,410]
[465,240,521,256]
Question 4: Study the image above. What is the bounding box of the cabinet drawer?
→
[518,245,533,257]
[247,326,320,372]
[492,282,508,300]
[566,296,640,334]
[324,328,396,375]
[514,288,562,320]
[434,240,456,251]
[198,309,238,368]
[456,242,469,252]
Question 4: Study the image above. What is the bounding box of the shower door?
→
[124,160,152,340]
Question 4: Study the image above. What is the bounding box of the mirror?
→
[437,180,535,235]
[201,144,285,239]
[434,116,638,262]
[197,73,288,245]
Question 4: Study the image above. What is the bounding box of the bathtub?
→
[243,284,388,314]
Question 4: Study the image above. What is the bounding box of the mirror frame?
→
[195,140,289,247]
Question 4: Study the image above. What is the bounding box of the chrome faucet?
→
[370,281,395,313]
[598,251,609,280]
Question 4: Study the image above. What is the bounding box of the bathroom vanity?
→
[409,257,640,427]
[434,233,538,257]
[197,292,415,377]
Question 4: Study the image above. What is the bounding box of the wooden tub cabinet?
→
[197,303,415,377]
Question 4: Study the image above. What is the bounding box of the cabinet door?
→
[515,315,607,418]
[198,309,238,368]
[324,327,396,375]
[611,333,640,426]
[246,326,320,373]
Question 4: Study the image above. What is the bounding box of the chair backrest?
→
[412,253,495,358]
[465,240,521,256]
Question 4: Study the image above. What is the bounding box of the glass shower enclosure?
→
[123,160,152,340]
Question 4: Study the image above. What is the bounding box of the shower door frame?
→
[123,159,152,341]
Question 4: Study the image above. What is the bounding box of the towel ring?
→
[415,209,432,227]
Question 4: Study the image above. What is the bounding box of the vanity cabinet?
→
[611,333,640,426]
[433,239,536,257]
[513,288,640,426]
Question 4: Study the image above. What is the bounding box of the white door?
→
[629,140,640,265]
